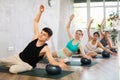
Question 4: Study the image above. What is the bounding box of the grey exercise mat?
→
[95,55,111,59]
[72,55,82,58]
[66,61,98,67]
[39,58,98,67]
[0,65,73,79]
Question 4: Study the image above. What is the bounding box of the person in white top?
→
[84,19,117,58]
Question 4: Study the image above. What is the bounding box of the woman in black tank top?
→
[100,38,108,47]
[99,20,113,48]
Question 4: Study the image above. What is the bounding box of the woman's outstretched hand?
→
[90,18,94,24]
[58,59,68,69]
[70,14,74,21]
[40,5,44,13]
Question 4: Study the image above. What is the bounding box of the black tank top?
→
[100,38,108,47]
[19,39,47,68]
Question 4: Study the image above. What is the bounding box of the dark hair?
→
[93,32,100,37]
[42,27,53,37]
[105,31,110,34]
[76,30,83,35]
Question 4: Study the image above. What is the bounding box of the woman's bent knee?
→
[9,63,33,74]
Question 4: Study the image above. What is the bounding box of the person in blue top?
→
[52,14,90,62]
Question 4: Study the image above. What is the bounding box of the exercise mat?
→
[66,60,98,67]
[0,65,74,79]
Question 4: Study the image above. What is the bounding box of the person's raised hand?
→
[100,18,105,27]
[40,5,44,13]
[70,14,75,21]
[90,18,94,23]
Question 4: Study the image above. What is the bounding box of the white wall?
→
[0,0,61,57]
[0,0,75,58]
[57,0,74,49]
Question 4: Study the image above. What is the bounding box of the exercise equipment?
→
[45,64,62,75]
[102,51,110,58]
[81,57,91,65]
[0,65,73,79]
[110,48,117,53]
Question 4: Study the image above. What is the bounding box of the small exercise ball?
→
[45,64,62,75]
[81,57,91,65]
[102,51,110,58]
[110,48,117,53]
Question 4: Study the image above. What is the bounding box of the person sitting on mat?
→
[84,18,117,58]
[0,4,67,74]
[99,19,117,51]
[52,14,91,62]
[95,18,117,53]
[100,27,112,48]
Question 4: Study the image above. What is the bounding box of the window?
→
[90,2,104,29]
[73,0,119,30]
[105,1,117,6]
[74,3,87,30]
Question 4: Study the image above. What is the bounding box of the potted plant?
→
[107,11,119,45]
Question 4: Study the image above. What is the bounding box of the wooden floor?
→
[0,54,119,80]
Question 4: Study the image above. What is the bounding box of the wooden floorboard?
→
[0,56,119,80]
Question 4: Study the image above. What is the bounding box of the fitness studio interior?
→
[0,0,120,80]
